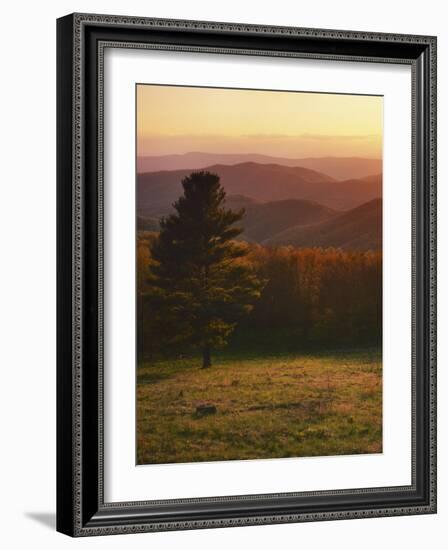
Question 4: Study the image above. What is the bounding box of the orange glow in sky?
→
[137,84,383,159]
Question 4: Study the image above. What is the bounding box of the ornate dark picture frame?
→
[57,13,437,537]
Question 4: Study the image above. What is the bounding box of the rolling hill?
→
[264,198,382,250]
[137,195,339,244]
[137,196,381,250]
[137,153,382,181]
[239,199,339,243]
[137,162,381,216]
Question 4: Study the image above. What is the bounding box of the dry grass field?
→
[136,349,382,465]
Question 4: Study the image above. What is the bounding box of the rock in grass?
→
[195,404,217,417]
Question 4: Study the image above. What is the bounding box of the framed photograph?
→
[57,13,437,536]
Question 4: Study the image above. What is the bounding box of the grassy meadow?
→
[136,348,382,465]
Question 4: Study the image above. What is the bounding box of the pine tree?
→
[147,171,264,368]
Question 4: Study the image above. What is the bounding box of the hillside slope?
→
[240,199,339,243]
[264,198,382,250]
[137,195,339,244]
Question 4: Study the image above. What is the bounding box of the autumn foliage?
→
[240,245,381,347]
[138,230,381,360]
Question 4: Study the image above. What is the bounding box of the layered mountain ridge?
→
[137,157,382,251]
[138,152,382,181]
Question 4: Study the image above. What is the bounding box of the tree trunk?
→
[202,344,212,368]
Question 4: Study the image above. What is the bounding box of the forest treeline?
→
[137,231,382,360]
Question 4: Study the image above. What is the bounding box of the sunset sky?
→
[137,84,383,159]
